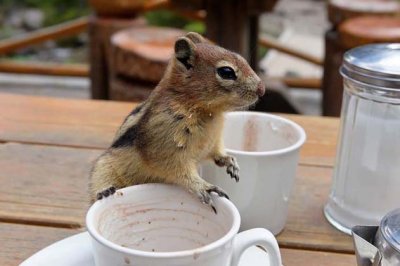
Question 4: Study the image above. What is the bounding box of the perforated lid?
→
[340,43,400,88]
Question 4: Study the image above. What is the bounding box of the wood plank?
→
[284,114,339,167]
[279,166,353,253]
[0,93,131,149]
[1,222,355,266]
[205,0,252,64]
[0,93,339,167]
[0,142,352,252]
[0,143,101,227]
[0,222,81,266]
[0,60,88,77]
[281,249,355,266]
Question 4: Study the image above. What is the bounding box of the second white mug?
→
[200,111,306,235]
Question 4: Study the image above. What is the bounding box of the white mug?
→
[200,111,306,235]
[86,183,282,266]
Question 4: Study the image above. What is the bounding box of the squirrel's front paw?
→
[197,186,229,214]
[96,186,116,200]
[214,155,240,182]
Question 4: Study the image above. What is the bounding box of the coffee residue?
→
[242,118,259,152]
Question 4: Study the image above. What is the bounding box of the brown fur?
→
[89,32,264,209]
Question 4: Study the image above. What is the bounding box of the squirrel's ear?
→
[175,37,195,70]
[185,32,206,44]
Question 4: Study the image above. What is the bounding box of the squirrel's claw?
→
[197,186,230,214]
[215,155,240,182]
[197,189,216,213]
[227,156,240,182]
[227,164,240,182]
[207,186,230,200]
[96,186,116,200]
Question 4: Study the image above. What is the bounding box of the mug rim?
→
[86,183,241,259]
[224,111,306,156]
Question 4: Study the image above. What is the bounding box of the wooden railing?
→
[0,4,322,89]
[0,17,88,55]
[0,60,88,77]
[0,17,89,77]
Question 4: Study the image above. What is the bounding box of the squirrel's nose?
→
[256,81,265,97]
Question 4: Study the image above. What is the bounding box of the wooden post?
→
[205,0,251,64]
[249,15,260,72]
[322,29,344,116]
[89,16,145,99]
[171,0,278,71]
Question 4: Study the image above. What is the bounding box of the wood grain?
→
[0,143,101,227]
[281,248,355,266]
[0,222,81,266]
[279,166,353,253]
[0,93,339,167]
[0,142,352,253]
[0,60,88,77]
[0,93,131,148]
[1,222,355,266]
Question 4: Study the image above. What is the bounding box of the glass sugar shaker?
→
[324,43,400,234]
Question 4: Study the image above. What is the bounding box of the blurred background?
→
[0,0,399,116]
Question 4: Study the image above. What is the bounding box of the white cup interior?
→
[224,112,304,153]
[88,184,237,253]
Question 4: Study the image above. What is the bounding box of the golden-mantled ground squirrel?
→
[90,32,265,212]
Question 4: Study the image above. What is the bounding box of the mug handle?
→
[231,228,282,266]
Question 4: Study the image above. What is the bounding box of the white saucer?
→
[21,232,271,266]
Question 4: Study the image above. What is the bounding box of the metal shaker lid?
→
[380,208,400,252]
[340,43,400,88]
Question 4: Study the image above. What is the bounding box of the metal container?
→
[324,43,400,234]
[352,209,400,266]
[374,209,400,265]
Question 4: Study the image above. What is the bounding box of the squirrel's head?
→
[165,32,265,112]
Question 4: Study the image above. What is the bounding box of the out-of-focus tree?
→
[145,9,205,34]
[1,0,89,27]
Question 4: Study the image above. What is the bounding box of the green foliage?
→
[25,0,89,26]
[0,26,15,39]
[145,10,188,29]
[184,21,205,34]
[0,0,89,47]
[1,0,89,26]
[144,9,205,34]
[258,45,268,59]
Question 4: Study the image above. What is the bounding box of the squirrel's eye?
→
[217,67,237,80]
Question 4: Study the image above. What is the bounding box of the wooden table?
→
[0,93,356,265]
